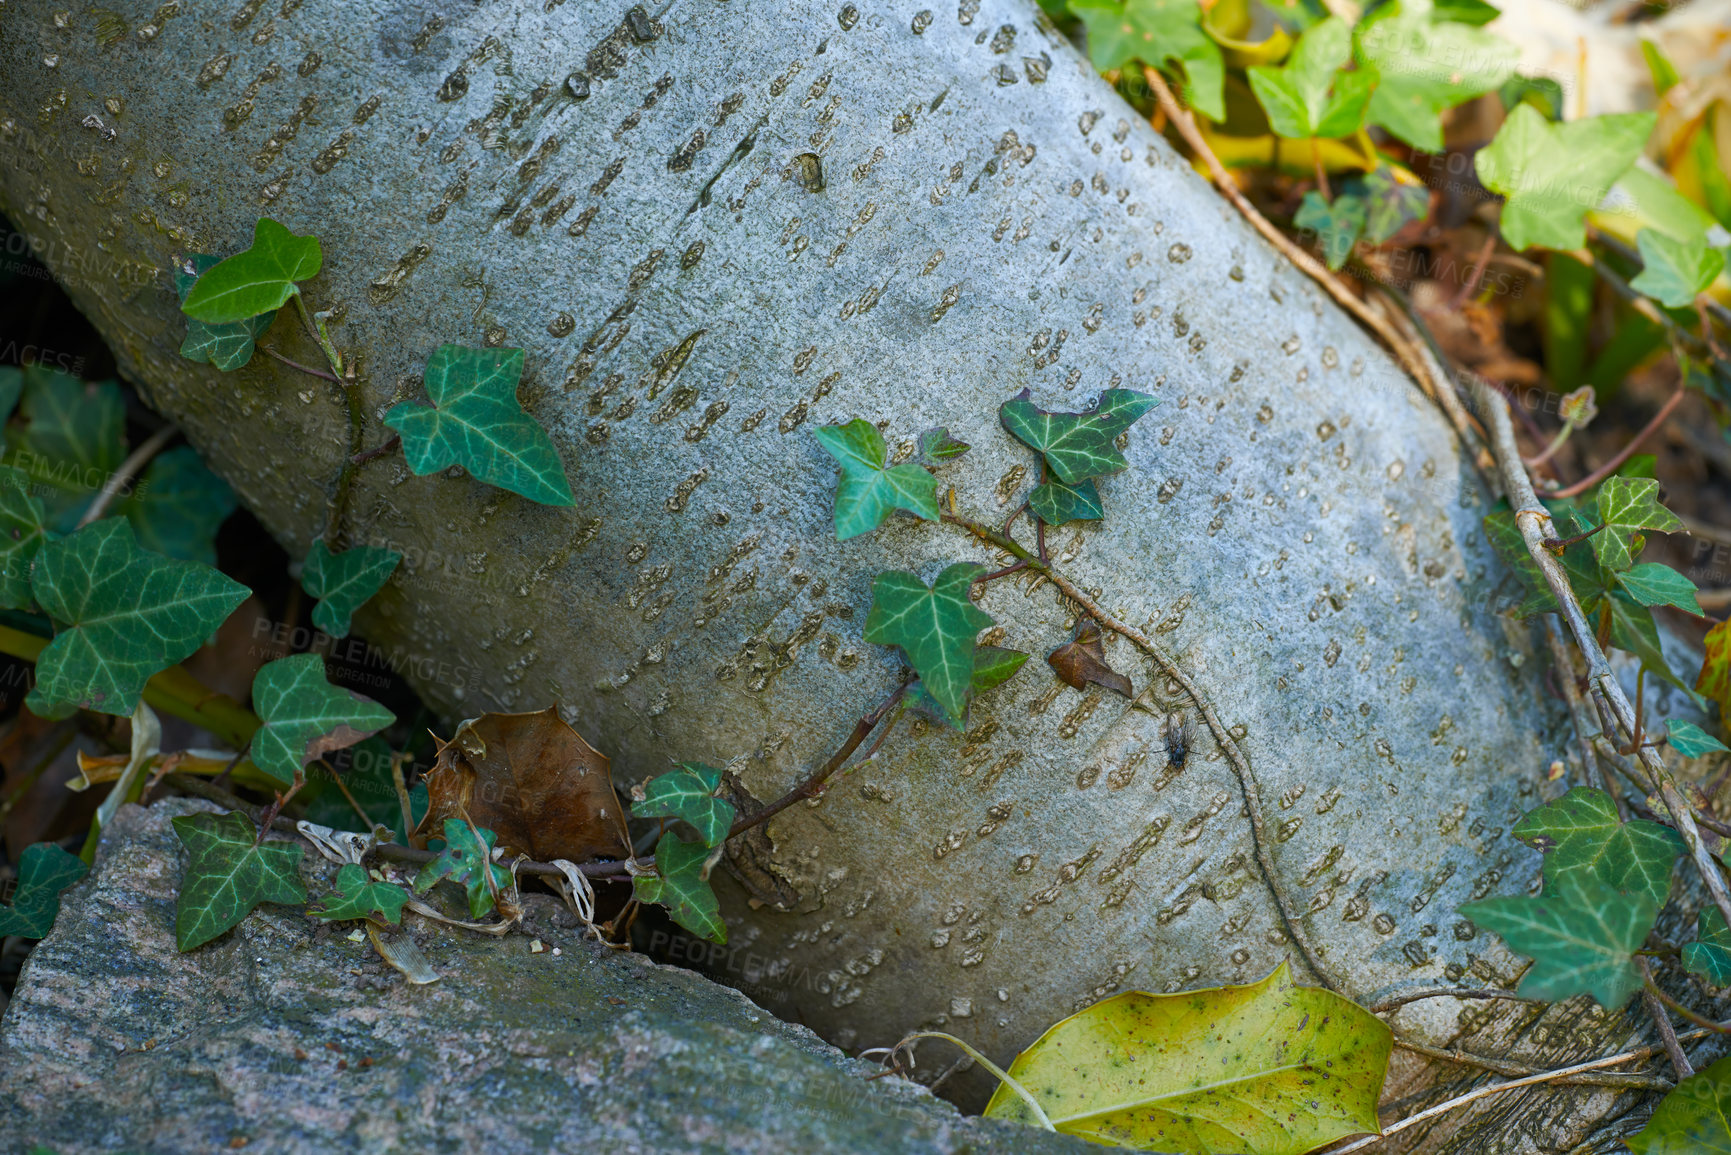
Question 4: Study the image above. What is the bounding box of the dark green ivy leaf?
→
[1627,1054,1731,1154]
[634,832,726,943]
[1512,786,1684,908]
[1668,720,1731,759]
[907,644,1030,724]
[0,366,22,423]
[1360,167,1431,244]
[1028,475,1104,524]
[172,809,306,951]
[0,841,88,939]
[5,367,125,533]
[632,762,736,848]
[1460,869,1657,1010]
[864,563,995,728]
[174,253,276,371]
[311,863,411,924]
[812,419,941,540]
[999,388,1158,484]
[1606,592,1692,694]
[301,538,402,637]
[1594,476,1682,571]
[27,519,249,719]
[916,427,971,464]
[385,345,575,507]
[250,654,395,786]
[0,465,49,611]
[1293,191,1366,270]
[1685,905,1731,987]
[180,218,322,324]
[414,818,512,919]
[1615,562,1702,615]
[121,447,237,565]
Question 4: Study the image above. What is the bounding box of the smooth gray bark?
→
[0,0,1687,1143]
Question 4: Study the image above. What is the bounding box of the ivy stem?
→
[351,434,401,467]
[76,423,178,528]
[291,291,343,378]
[260,345,339,383]
[941,507,1335,991]
[1309,138,1330,203]
[1644,976,1731,1037]
[1542,520,1605,554]
[1449,233,1498,308]
[317,366,370,547]
[726,672,915,840]
[1521,418,1576,470]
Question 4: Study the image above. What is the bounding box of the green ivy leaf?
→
[174,253,276,371]
[180,218,322,324]
[0,366,23,423]
[250,654,395,786]
[1669,720,1731,759]
[1512,786,1684,908]
[916,427,971,465]
[1594,476,1682,571]
[121,447,237,565]
[172,809,307,951]
[1629,228,1727,309]
[1627,1054,1731,1154]
[414,818,512,918]
[1607,593,1692,695]
[384,345,575,507]
[1028,476,1105,524]
[0,842,88,939]
[310,863,411,924]
[301,539,401,637]
[1247,17,1373,140]
[5,367,125,533]
[1431,0,1501,25]
[999,388,1158,484]
[1459,870,1656,1010]
[1294,191,1366,270]
[632,762,736,848]
[1354,0,1517,152]
[812,419,941,540]
[1684,906,1731,987]
[1360,166,1431,244]
[27,519,249,719]
[1483,508,1606,617]
[907,645,1029,723]
[634,832,726,943]
[0,465,49,612]
[1475,106,1656,251]
[864,564,995,728]
[1069,0,1225,121]
[1615,562,1702,615]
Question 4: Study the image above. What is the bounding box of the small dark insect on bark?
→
[1163,711,1193,769]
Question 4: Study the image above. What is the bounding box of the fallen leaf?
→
[411,707,630,863]
[1046,618,1132,698]
[984,961,1389,1154]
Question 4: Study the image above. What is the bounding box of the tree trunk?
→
[0,0,1666,1144]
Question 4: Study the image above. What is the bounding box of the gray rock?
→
[0,798,1087,1155]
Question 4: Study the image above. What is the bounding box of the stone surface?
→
[0,0,1688,1142]
[0,798,1087,1155]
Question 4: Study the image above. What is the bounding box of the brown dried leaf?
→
[410,707,630,863]
[1047,618,1132,698]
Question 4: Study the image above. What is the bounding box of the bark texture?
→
[0,0,1691,1143]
